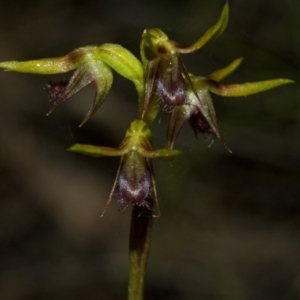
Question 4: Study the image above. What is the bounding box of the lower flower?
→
[68,119,180,216]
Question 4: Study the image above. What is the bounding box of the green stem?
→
[128,199,153,300]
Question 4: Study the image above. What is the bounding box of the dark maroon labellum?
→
[117,151,152,210]
[45,81,68,101]
[189,111,215,136]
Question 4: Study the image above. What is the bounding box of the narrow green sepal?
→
[141,148,181,159]
[207,78,294,97]
[0,47,95,74]
[68,144,127,157]
[178,1,229,53]
[208,57,243,81]
[0,57,75,74]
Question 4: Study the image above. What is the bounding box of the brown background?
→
[0,0,299,299]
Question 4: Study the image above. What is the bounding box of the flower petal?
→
[206,78,294,97]
[79,61,113,126]
[188,88,231,152]
[97,43,144,99]
[46,59,113,126]
[0,47,95,74]
[178,2,229,53]
[208,57,243,81]
[156,54,186,107]
[166,105,194,149]
[68,144,127,157]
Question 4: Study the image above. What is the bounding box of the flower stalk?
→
[128,201,153,300]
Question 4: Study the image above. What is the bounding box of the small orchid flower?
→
[167,57,294,150]
[139,2,229,122]
[0,44,143,126]
[68,120,180,216]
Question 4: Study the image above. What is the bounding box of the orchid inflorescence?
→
[0,2,293,216]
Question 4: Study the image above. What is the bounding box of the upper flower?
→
[0,44,143,126]
[139,2,229,123]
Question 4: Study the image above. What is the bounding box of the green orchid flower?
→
[68,120,180,216]
[166,58,294,151]
[0,44,143,126]
[139,2,229,122]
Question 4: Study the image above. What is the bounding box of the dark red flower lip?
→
[117,152,152,210]
[45,80,68,102]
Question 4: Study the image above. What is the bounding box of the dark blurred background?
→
[0,0,299,299]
